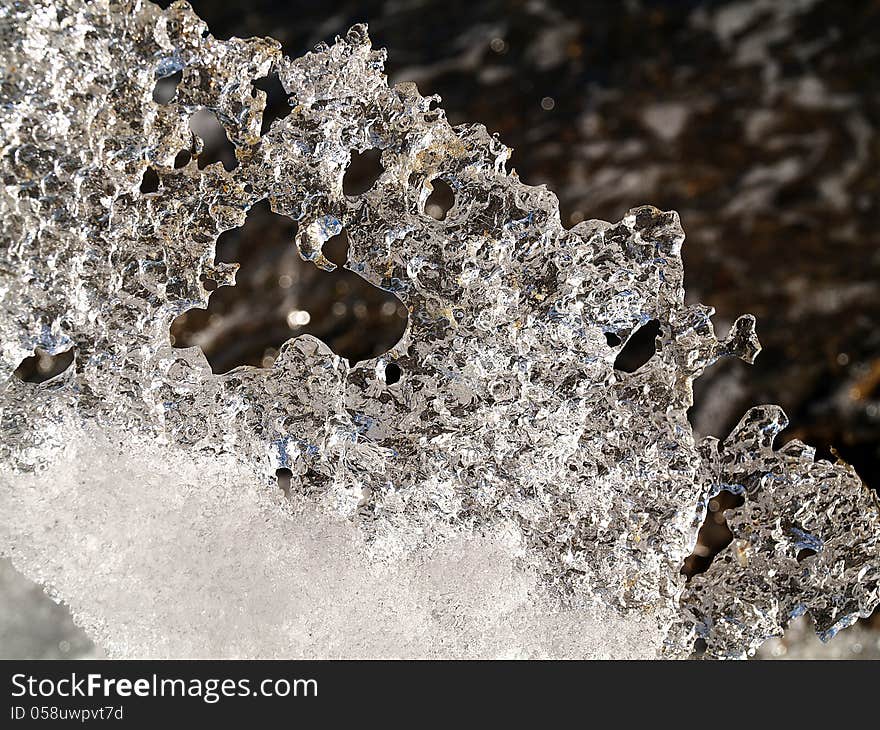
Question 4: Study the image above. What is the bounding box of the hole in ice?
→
[425,178,455,220]
[796,547,817,563]
[604,331,621,347]
[13,348,75,383]
[681,489,745,578]
[322,230,349,267]
[170,200,408,372]
[613,319,660,373]
[139,167,160,194]
[276,468,292,498]
[252,73,291,136]
[152,69,182,104]
[173,150,191,168]
[343,148,383,196]
[687,358,750,441]
[189,110,238,171]
[384,362,402,385]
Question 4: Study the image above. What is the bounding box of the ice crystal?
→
[1,0,878,658]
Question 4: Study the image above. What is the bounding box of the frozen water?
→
[1,0,878,658]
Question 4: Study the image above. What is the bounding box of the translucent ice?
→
[1,0,878,658]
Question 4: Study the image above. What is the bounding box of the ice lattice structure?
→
[1,0,878,659]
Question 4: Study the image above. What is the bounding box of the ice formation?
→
[1,0,878,659]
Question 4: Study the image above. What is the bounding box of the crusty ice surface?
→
[0,0,878,658]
